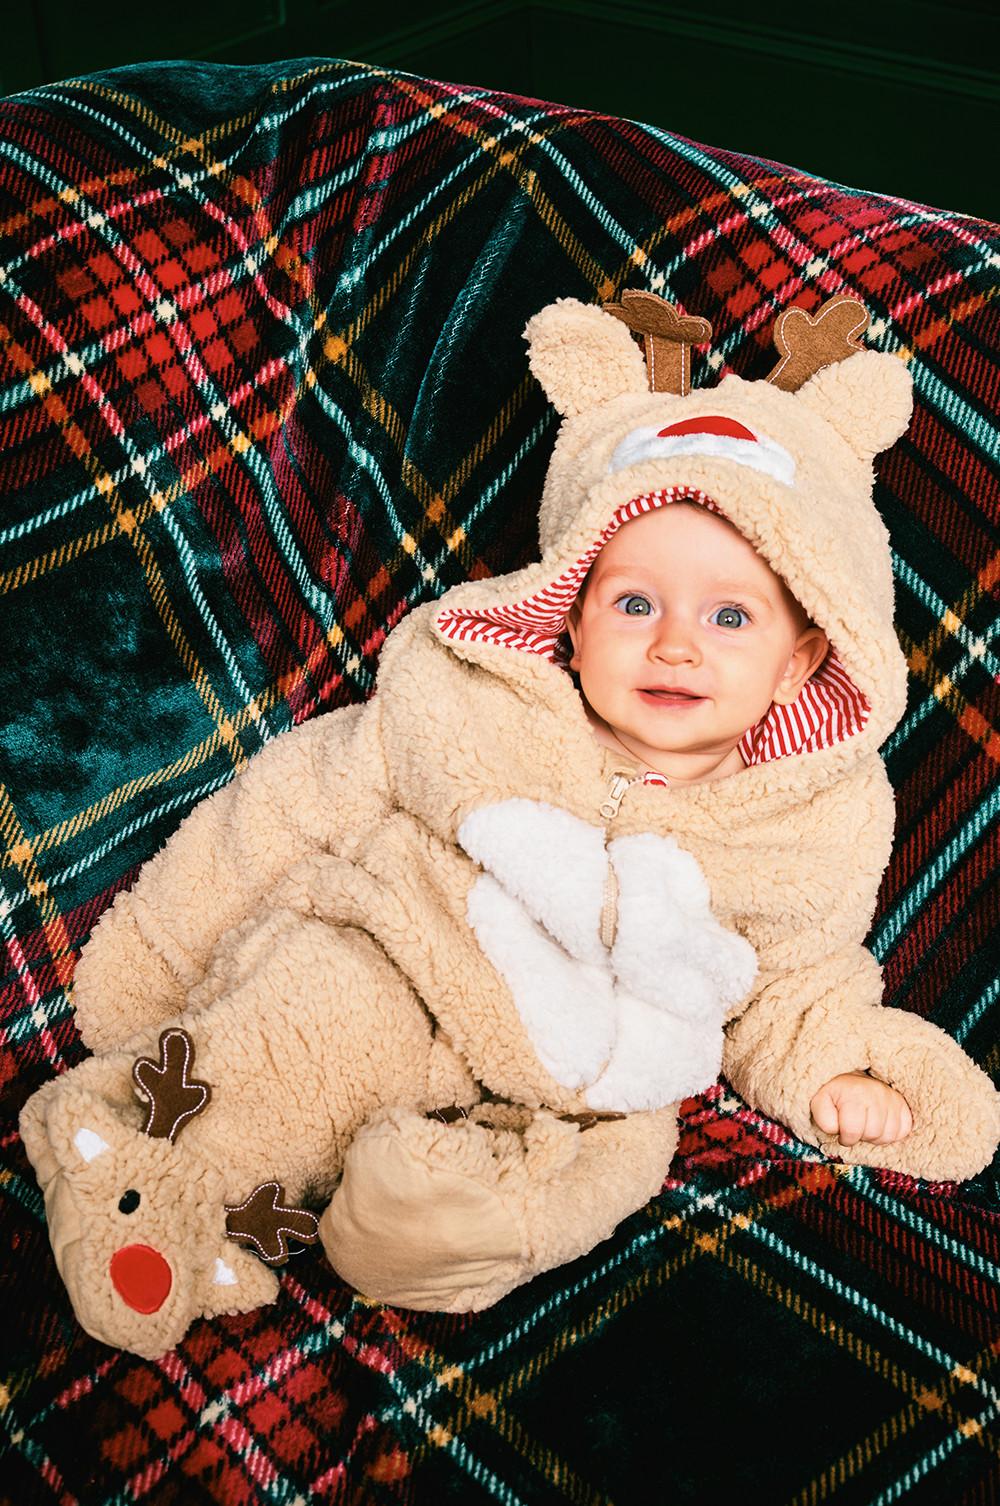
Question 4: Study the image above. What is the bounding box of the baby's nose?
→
[650,616,702,658]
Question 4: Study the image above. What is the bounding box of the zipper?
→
[599,772,635,822]
[598,768,641,949]
[599,863,620,950]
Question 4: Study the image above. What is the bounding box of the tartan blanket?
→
[1,53,998,1506]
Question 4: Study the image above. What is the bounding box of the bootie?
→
[320,1102,679,1312]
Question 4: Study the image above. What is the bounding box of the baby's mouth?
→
[637,688,706,706]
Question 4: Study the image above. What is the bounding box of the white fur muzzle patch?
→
[607,425,796,487]
[458,799,758,1111]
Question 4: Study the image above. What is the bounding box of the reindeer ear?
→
[21,1081,135,1189]
[200,1240,280,1318]
[796,348,913,460]
[523,297,649,417]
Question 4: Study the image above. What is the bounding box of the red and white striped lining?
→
[435,487,870,767]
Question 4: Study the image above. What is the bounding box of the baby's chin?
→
[594,705,754,775]
[580,689,759,756]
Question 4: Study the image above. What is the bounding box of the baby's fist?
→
[810,1072,913,1147]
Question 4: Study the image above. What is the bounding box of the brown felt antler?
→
[132,1028,212,1142]
[602,290,713,395]
[766,294,870,391]
[225,1181,320,1266]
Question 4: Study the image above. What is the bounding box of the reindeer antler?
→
[225,1181,320,1266]
[602,290,713,396]
[766,294,869,391]
[132,1028,212,1142]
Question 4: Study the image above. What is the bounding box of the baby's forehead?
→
[578,504,809,622]
[585,505,769,586]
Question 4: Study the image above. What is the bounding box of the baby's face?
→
[564,502,829,781]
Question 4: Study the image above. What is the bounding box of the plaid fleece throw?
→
[1,54,998,1506]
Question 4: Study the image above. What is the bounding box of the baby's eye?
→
[712,605,751,628]
[613,595,751,628]
[613,593,652,616]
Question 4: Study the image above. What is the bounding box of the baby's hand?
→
[810,1072,913,1147]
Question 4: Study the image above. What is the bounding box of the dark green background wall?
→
[3,1,997,221]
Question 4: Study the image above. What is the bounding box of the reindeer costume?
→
[20,293,1000,1359]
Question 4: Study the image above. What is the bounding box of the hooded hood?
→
[428,293,913,785]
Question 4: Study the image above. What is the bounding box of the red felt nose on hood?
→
[656,415,757,442]
[110,1243,173,1313]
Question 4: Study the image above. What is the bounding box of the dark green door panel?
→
[2,0,996,220]
[31,1,287,82]
[528,2,999,219]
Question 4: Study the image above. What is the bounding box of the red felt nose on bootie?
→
[110,1243,173,1312]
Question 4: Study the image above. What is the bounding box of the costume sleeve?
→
[72,696,391,1052]
[721,755,1000,1186]
[721,933,1000,1183]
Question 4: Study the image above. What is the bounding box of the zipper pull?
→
[599,771,634,822]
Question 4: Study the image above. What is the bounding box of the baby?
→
[562,497,914,1152]
[39,290,996,1352]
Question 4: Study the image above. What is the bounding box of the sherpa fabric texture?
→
[2,53,999,1506]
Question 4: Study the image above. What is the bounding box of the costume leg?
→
[166,905,478,1191]
[319,1102,678,1311]
[22,908,482,1357]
